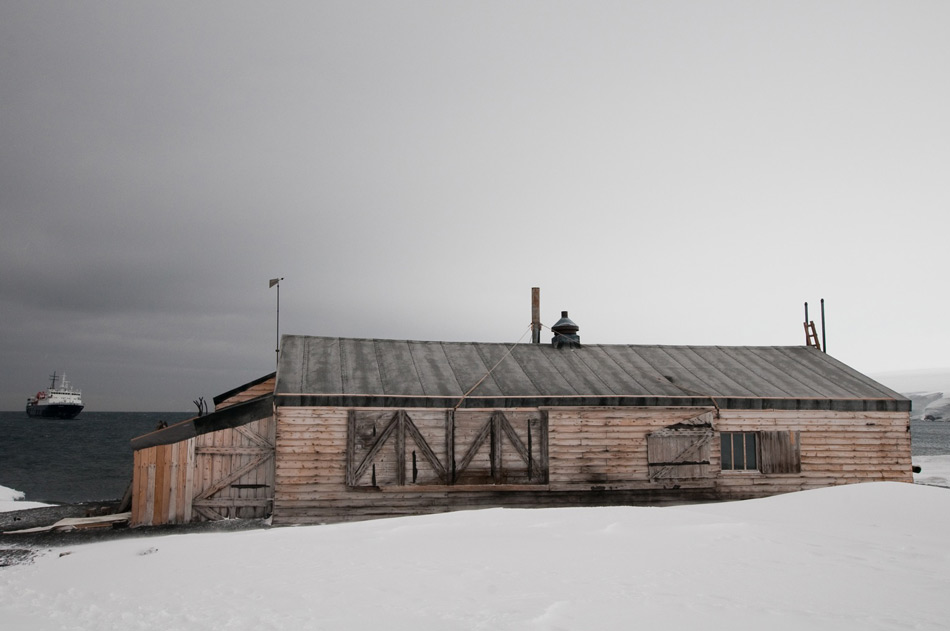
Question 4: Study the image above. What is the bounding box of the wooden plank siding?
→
[131,438,194,526]
[546,407,713,487]
[712,409,913,498]
[272,405,912,525]
[135,403,912,527]
[130,416,276,526]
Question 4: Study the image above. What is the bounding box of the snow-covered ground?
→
[0,484,51,513]
[913,454,950,488]
[1,481,949,630]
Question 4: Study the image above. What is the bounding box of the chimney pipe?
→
[531,288,541,344]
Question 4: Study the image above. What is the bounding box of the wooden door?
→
[190,417,276,521]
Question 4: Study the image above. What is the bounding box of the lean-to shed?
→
[130,373,276,525]
[130,330,911,527]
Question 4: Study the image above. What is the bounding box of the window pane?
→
[721,433,733,470]
[744,433,757,470]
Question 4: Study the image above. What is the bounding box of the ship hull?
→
[26,403,84,419]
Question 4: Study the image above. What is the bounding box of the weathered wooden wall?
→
[273,405,912,525]
[131,437,195,527]
[713,409,912,498]
[131,416,276,526]
[546,407,712,488]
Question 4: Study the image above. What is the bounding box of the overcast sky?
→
[2,2,948,411]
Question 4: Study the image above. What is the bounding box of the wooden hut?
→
[130,327,912,527]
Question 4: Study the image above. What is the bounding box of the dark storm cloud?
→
[2,2,949,410]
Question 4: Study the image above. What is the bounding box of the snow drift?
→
[1,482,949,630]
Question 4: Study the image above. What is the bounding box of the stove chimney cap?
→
[551,311,581,348]
[551,311,579,334]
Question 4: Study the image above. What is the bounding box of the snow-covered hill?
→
[920,396,950,421]
[873,368,950,421]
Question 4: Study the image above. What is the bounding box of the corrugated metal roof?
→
[275,335,909,411]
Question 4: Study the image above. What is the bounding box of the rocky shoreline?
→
[1,503,267,567]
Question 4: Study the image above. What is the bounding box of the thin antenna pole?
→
[269,277,284,369]
[820,298,826,354]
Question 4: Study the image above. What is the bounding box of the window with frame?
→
[720,430,802,473]
[721,431,757,471]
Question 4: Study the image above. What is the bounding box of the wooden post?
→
[527,421,533,481]
[396,410,407,486]
[346,410,357,486]
[491,412,504,484]
[539,410,549,484]
[446,409,455,485]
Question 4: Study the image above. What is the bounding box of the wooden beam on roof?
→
[131,395,274,451]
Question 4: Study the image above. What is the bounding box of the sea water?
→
[1,411,948,504]
[909,419,950,455]
[0,411,190,503]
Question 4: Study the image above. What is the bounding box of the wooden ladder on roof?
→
[804,321,822,351]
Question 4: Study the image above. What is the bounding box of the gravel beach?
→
[0,503,267,566]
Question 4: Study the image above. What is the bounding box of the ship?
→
[26,372,84,419]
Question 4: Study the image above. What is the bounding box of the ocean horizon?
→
[0,411,191,503]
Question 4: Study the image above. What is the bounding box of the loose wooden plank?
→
[7,512,132,534]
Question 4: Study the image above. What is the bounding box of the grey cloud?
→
[2,2,949,410]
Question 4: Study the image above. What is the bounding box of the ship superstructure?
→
[26,372,84,419]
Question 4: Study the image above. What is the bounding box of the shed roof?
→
[275,336,909,412]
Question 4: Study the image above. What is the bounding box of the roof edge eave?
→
[273,393,910,413]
